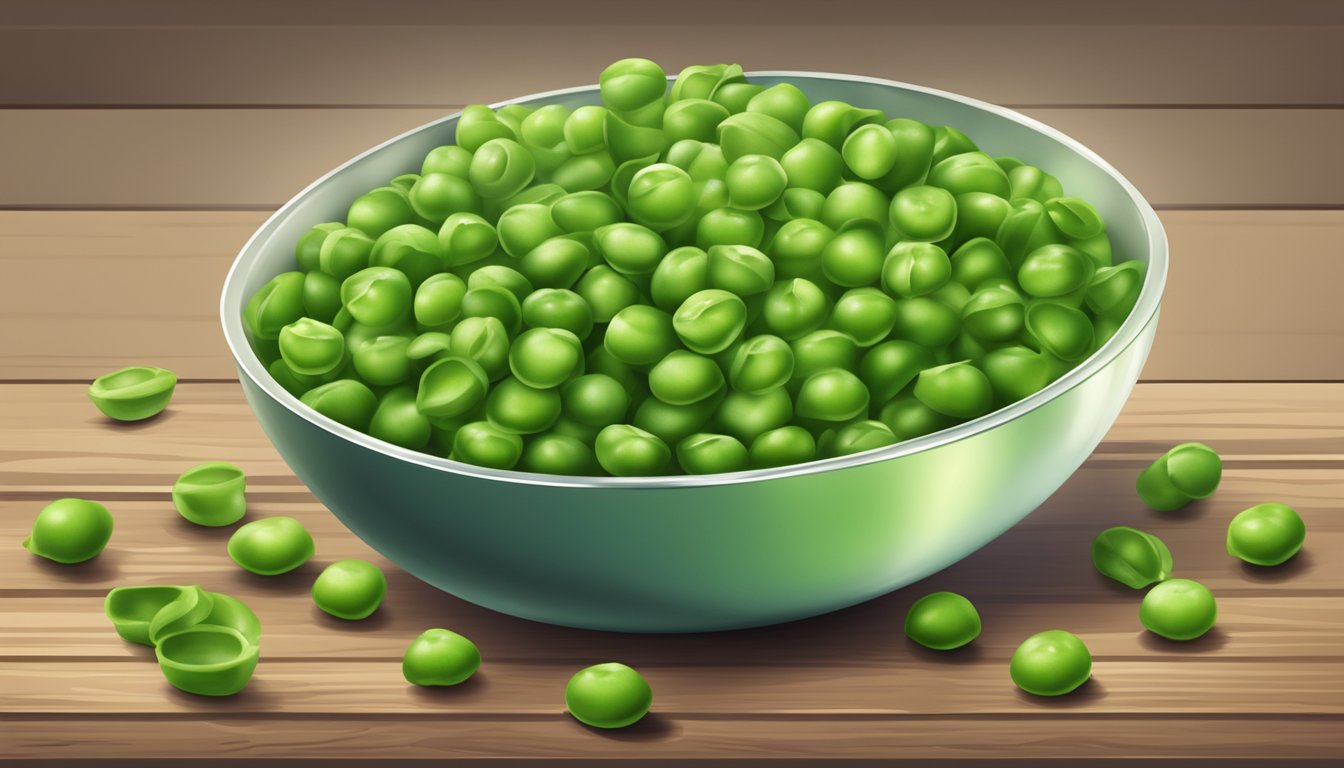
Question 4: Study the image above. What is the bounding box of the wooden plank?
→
[4,716,1342,764]
[3,211,1343,381]
[2,109,1343,207]
[6,659,1343,715]
[3,25,1342,107]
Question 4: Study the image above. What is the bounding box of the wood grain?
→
[4,211,1344,381]
[3,109,1343,207]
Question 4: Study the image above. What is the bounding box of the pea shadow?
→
[173,515,239,539]
[234,560,321,594]
[1148,496,1211,523]
[93,409,176,430]
[310,601,395,631]
[1136,625,1230,653]
[904,638,987,664]
[1238,550,1314,582]
[1012,677,1107,707]
[163,675,283,710]
[406,670,492,704]
[574,711,680,742]
[26,548,122,583]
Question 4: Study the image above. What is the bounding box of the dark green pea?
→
[1018,244,1095,298]
[1093,314,1123,349]
[841,123,899,180]
[980,345,1057,403]
[451,420,524,469]
[1007,164,1064,203]
[318,227,375,281]
[890,185,957,242]
[1045,197,1105,243]
[521,288,593,340]
[551,190,623,233]
[313,559,388,620]
[763,278,829,340]
[1024,302,1093,361]
[859,340,933,404]
[422,144,472,177]
[914,362,993,419]
[456,105,516,153]
[874,118,936,192]
[947,192,1011,248]
[829,288,897,347]
[486,376,563,434]
[415,356,488,419]
[821,223,885,288]
[790,330,861,384]
[801,100,883,148]
[725,154,787,210]
[468,138,536,200]
[367,385,432,450]
[711,81,765,113]
[768,218,834,279]
[268,358,315,397]
[707,244,774,297]
[1136,442,1223,512]
[696,207,764,249]
[599,57,666,112]
[1010,630,1091,696]
[348,335,410,386]
[882,241,952,298]
[904,592,981,650]
[780,138,844,194]
[996,199,1062,269]
[728,334,794,394]
[676,433,749,474]
[509,327,584,389]
[949,237,1012,291]
[626,164,695,231]
[562,373,630,429]
[460,285,522,336]
[341,266,412,328]
[244,272,307,341]
[927,152,1010,199]
[796,368,869,422]
[1227,503,1307,567]
[892,297,961,348]
[748,425,817,468]
[552,150,617,191]
[820,182,887,231]
[413,273,466,330]
[278,318,345,376]
[673,289,747,354]
[301,378,379,430]
[827,419,897,457]
[496,203,561,258]
[300,270,343,325]
[746,82,810,133]
[605,304,679,365]
[594,223,668,276]
[931,280,973,314]
[369,225,441,289]
[634,396,717,447]
[438,212,498,267]
[595,424,671,476]
[518,433,596,475]
[670,62,742,102]
[1140,578,1217,641]
[663,99,730,144]
[879,395,957,440]
[930,125,978,166]
[717,111,800,163]
[408,173,480,223]
[448,316,510,381]
[563,105,608,154]
[1086,260,1145,320]
[296,222,344,271]
[649,350,724,405]
[650,246,710,312]
[347,186,415,238]
[1092,526,1173,589]
[962,286,1026,341]
[23,498,113,564]
[576,265,641,322]
[516,237,587,289]
[714,388,793,444]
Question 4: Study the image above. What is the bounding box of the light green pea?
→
[370,385,432,450]
[829,288,897,347]
[460,285,522,336]
[765,187,827,223]
[487,376,563,434]
[595,424,671,476]
[495,203,560,258]
[914,361,993,419]
[859,340,933,404]
[796,368,869,422]
[301,379,378,431]
[879,395,957,441]
[438,212,498,267]
[551,190,623,233]
[1071,230,1114,269]
[677,433,749,474]
[696,207,764,249]
[790,330,861,384]
[296,222,345,271]
[408,173,480,224]
[341,266,412,328]
[820,182,888,231]
[946,192,1011,249]
[518,237,588,290]
[403,628,480,686]
[509,327,584,389]
[801,100,884,148]
[892,297,961,348]
[521,288,593,340]
[347,186,415,239]
[1045,197,1104,239]
[449,316,511,380]
[763,278,829,340]
[87,366,178,422]
[448,420,522,468]
[780,138,844,193]
[312,559,387,620]
[1008,164,1064,203]
[23,498,113,564]
[562,373,631,429]
[932,126,978,166]
[821,223,885,288]
[1010,630,1091,696]
[1086,260,1145,320]
[950,237,1013,291]
[604,304,679,365]
[1227,503,1307,567]
[1092,526,1173,589]
[714,388,793,444]
[368,225,440,291]
[552,150,617,191]
[827,419,897,457]
[711,81,765,113]
[405,330,453,364]
[962,286,1026,341]
[413,273,466,330]
[669,62,742,102]
[172,462,247,527]
[606,114,664,163]
[746,82,810,133]
[1018,244,1095,298]
[599,57,666,113]
[673,289,747,354]
[1140,578,1217,641]
[649,350,725,405]
[649,246,710,312]
[520,433,597,475]
[594,222,668,275]
[1024,302,1094,361]
[663,99,731,144]
[576,265,641,322]
[749,426,817,468]
[422,144,472,177]
[717,111,799,164]
[566,662,653,730]
[456,105,516,153]
[468,138,536,200]
[416,355,489,419]
[728,335,794,394]
[996,198,1062,268]
[842,123,899,180]
[882,241,952,298]
[279,318,345,377]
[245,272,308,340]
[227,516,314,576]
[725,154,788,210]
[563,105,608,154]
[768,218,834,279]
[626,163,696,231]
[980,345,1057,403]
[890,185,957,242]
[300,271,342,326]
[707,244,775,297]
[874,118,936,192]
[904,592,981,650]
[927,152,1010,199]
[519,104,572,173]
[318,228,375,281]
[1136,442,1223,512]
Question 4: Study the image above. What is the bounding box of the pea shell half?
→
[1091,526,1173,589]
[155,625,260,697]
[87,366,178,421]
[171,462,247,527]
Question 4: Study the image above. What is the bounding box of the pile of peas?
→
[246,57,1146,477]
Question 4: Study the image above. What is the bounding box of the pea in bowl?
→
[221,72,1166,632]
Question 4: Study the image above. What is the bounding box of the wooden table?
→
[2,2,1342,765]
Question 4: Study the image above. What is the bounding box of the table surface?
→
[2,2,1342,765]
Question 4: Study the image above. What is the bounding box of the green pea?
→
[452,420,524,469]
[492,204,558,260]
[840,123,899,180]
[172,462,247,527]
[400,628,481,687]
[779,138,844,194]
[301,379,378,431]
[599,57,666,113]
[347,186,415,238]
[23,498,113,564]
[370,385,432,450]
[715,388,793,444]
[1010,630,1091,696]
[456,105,516,152]
[801,100,883,148]
[87,366,178,422]
[661,98,728,145]
[763,278,829,340]
[407,173,480,224]
[670,62,742,102]
[1071,230,1114,269]
[468,138,536,200]
[1024,302,1093,361]
[673,432,747,474]
[566,662,653,729]
[595,424,671,476]
[746,82,810,133]
[601,305,675,365]
[422,144,472,177]
[278,318,345,376]
[648,350,725,405]
[437,212,497,267]
[914,362,993,419]
[882,241,952,298]
[707,244,775,297]
[486,376,563,434]
[227,516,314,576]
[879,395,957,440]
[673,289,747,354]
[858,340,932,404]
[765,187,827,224]
[870,118,935,192]
[517,104,572,173]
[1092,526,1173,589]
[460,285,522,336]
[949,237,1013,291]
[892,297,961,348]
[312,559,387,620]
[300,270,343,325]
[624,163,695,231]
[821,223,885,288]
[828,287,897,347]
[768,218,833,279]
[996,199,1062,268]
[1227,503,1307,567]
[552,150,616,191]
[515,237,586,290]
[1136,442,1224,512]
[593,222,668,276]
[1007,164,1063,203]
[724,154,788,211]
[606,115,664,165]
[1086,260,1145,320]
[414,355,487,419]
[296,223,344,271]
[717,111,799,163]
[550,191,621,234]
[448,316,510,380]
[647,246,708,312]
[412,273,465,330]
[696,206,764,249]
[711,81,764,113]
[927,152,1010,199]
[521,288,593,340]
[520,433,597,475]
[576,265,641,322]
[504,327,581,389]
[634,396,716,447]
[748,426,817,469]
[820,182,888,231]
[961,286,1026,342]
[1140,578,1217,641]
[340,266,412,328]
[795,368,869,422]
[904,592,982,650]
[244,273,307,341]
[562,105,608,154]
[1018,244,1095,298]
[318,228,375,281]
[979,345,1057,403]
[827,419,897,457]
[1044,197,1104,240]
[561,373,631,429]
[727,334,795,394]
[890,185,957,243]
[790,330,861,384]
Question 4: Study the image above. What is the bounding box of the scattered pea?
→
[23,498,113,564]
[1091,526,1172,589]
[88,366,178,422]
[565,662,653,729]
[1227,503,1306,566]
[904,592,981,650]
[1010,630,1092,696]
[172,462,247,527]
[313,559,388,620]
[1140,578,1217,641]
[226,516,314,576]
[403,628,481,686]
[1136,442,1223,512]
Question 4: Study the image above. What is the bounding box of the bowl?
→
[221,72,1167,633]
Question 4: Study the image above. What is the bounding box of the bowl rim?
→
[220,70,1168,489]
